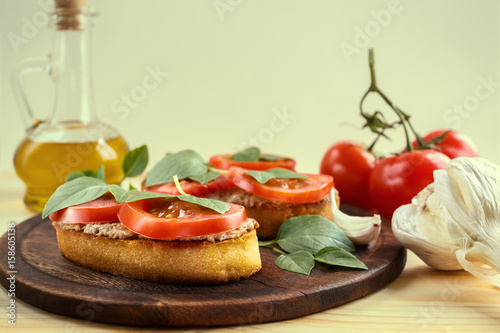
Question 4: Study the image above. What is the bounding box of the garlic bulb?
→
[332,194,381,245]
[392,157,500,287]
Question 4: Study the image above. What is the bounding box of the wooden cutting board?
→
[0,205,406,327]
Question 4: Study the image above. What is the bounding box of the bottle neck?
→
[50,10,97,126]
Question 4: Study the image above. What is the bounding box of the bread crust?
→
[244,198,333,239]
[53,222,262,285]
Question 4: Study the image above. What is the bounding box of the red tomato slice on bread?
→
[118,198,247,240]
[209,154,296,171]
[145,174,235,196]
[228,167,334,204]
[49,192,122,223]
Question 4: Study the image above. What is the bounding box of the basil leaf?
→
[178,195,231,214]
[145,149,208,187]
[314,246,368,270]
[273,215,355,254]
[189,171,221,185]
[124,192,230,214]
[93,165,105,181]
[109,185,138,203]
[275,251,315,275]
[122,145,149,178]
[42,177,110,218]
[65,166,104,182]
[232,147,260,162]
[125,191,177,202]
[66,169,94,181]
[260,154,284,161]
[245,168,309,184]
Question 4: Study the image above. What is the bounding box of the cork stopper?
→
[54,0,88,9]
[54,0,89,30]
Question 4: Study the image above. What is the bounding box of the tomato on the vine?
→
[320,141,376,210]
[412,129,479,159]
[369,150,450,219]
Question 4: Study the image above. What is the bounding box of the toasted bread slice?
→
[52,220,261,284]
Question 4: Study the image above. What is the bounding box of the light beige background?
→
[1,0,499,178]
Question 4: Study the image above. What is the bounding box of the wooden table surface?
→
[1,174,499,332]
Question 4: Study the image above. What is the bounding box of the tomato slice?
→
[118,198,247,240]
[228,167,334,203]
[145,174,235,196]
[49,192,122,223]
[209,154,296,171]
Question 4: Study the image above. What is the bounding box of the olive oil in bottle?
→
[14,134,128,212]
[12,0,128,212]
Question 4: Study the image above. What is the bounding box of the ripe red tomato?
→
[209,154,296,171]
[320,141,376,210]
[412,129,479,159]
[49,192,122,223]
[228,167,333,204]
[369,150,450,219]
[118,198,247,240]
[145,175,235,197]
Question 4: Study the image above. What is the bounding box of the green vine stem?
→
[359,49,427,153]
[375,88,412,152]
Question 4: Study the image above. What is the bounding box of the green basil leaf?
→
[124,191,230,214]
[232,147,260,162]
[245,168,309,184]
[314,246,368,270]
[258,239,277,247]
[42,177,110,219]
[145,149,208,187]
[260,154,284,161]
[66,166,104,182]
[122,145,149,178]
[188,171,221,185]
[273,215,355,254]
[125,191,177,202]
[109,185,138,203]
[93,165,105,181]
[66,169,94,181]
[275,251,315,275]
[178,195,231,214]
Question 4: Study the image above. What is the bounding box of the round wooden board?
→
[0,205,406,327]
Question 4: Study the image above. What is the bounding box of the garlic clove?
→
[331,204,381,245]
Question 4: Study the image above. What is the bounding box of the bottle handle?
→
[11,56,51,132]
